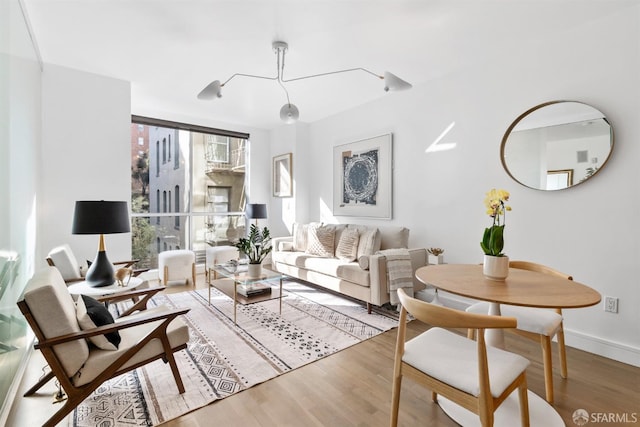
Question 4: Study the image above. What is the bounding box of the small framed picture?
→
[273,153,293,197]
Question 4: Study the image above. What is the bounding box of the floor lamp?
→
[72,200,130,287]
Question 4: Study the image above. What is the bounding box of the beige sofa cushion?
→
[355,227,382,258]
[379,226,410,249]
[23,267,90,377]
[306,225,335,257]
[335,228,360,262]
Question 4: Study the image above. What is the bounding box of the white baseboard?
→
[415,288,640,368]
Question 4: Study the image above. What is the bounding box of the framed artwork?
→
[273,153,293,197]
[333,133,392,218]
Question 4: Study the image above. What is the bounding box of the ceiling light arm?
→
[281,67,383,84]
[221,72,278,88]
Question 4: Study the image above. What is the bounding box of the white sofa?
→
[271,223,427,313]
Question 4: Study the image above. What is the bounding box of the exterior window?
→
[175,185,180,229]
[130,118,248,268]
[162,138,167,164]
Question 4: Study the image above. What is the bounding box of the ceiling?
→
[23,0,637,130]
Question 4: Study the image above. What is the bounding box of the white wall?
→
[40,65,132,265]
[272,7,640,366]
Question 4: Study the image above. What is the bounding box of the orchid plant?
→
[480,188,512,257]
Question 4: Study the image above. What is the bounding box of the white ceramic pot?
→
[247,263,262,278]
[428,254,444,265]
[483,255,509,280]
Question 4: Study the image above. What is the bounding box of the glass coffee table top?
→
[208,263,285,324]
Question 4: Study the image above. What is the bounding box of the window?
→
[130,116,249,268]
[138,137,144,146]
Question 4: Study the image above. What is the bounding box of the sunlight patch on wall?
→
[425,121,457,153]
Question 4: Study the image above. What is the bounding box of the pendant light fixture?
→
[198,41,412,124]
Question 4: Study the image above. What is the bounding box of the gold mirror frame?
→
[501,100,614,191]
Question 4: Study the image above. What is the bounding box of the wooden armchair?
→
[46,244,147,284]
[391,288,530,427]
[17,267,190,427]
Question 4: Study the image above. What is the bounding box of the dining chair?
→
[391,288,530,427]
[466,260,571,404]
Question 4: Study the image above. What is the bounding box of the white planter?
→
[247,263,262,278]
[483,255,509,281]
[428,254,444,265]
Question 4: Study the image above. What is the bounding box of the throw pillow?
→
[76,294,121,350]
[357,227,381,259]
[335,228,360,262]
[306,225,335,257]
[293,223,309,252]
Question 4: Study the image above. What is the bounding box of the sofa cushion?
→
[76,294,121,350]
[306,225,335,257]
[293,223,309,252]
[379,226,410,249]
[336,263,370,287]
[23,267,90,377]
[355,227,382,259]
[335,228,360,262]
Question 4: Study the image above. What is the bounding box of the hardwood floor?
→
[7,274,639,426]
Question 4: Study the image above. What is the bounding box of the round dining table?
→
[414,263,602,427]
[415,263,601,348]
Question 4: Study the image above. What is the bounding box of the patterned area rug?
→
[72,280,399,426]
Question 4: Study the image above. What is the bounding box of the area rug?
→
[72,280,399,426]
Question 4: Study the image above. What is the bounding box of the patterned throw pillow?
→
[357,227,381,259]
[335,228,360,262]
[306,225,335,257]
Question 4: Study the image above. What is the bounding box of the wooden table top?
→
[415,264,601,309]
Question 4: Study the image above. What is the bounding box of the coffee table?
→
[209,264,285,324]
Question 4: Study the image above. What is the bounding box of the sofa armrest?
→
[367,248,428,305]
[272,236,294,252]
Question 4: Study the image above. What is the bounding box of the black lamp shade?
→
[247,203,267,219]
[72,201,131,234]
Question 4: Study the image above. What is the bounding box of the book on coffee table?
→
[237,282,272,297]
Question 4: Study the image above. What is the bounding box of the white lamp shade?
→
[280,103,299,124]
[383,72,412,92]
[197,80,222,100]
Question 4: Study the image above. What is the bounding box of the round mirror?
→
[501,101,614,191]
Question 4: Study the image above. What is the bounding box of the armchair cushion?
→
[72,306,190,387]
[76,295,121,350]
[47,244,82,281]
[23,267,89,377]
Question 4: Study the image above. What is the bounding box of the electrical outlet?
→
[604,296,618,313]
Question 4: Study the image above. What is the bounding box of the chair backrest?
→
[509,260,573,281]
[20,267,89,377]
[47,244,83,282]
[397,288,517,330]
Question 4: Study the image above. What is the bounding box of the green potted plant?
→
[235,224,272,277]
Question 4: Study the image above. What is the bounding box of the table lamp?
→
[246,203,267,226]
[72,200,130,287]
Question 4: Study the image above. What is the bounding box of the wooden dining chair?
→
[466,260,571,404]
[391,288,530,427]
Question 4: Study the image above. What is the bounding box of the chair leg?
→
[467,328,476,340]
[431,391,438,402]
[24,370,55,396]
[390,373,402,427]
[518,376,530,427]
[556,324,568,379]
[163,266,168,286]
[540,335,554,404]
[192,263,196,286]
